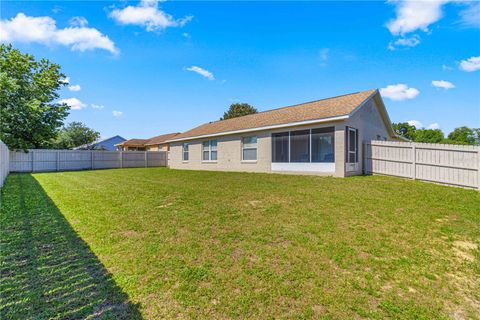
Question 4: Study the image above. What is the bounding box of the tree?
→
[221,103,258,120]
[0,44,69,150]
[53,122,100,149]
[414,129,444,143]
[392,122,416,141]
[445,126,478,145]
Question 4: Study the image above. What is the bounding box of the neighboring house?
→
[74,135,126,151]
[167,89,398,177]
[115,133,179,151]
[115,139,149,151]
[144,133,181,151]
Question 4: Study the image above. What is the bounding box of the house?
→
[74,135,126,151]
[166,89,398,177]
[115,133,179,151]
[144,133,180,151]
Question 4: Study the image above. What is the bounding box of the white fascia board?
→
[166,115,349,143]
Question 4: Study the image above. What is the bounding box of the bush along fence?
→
[9,149,168,173]
[364,140,480,189]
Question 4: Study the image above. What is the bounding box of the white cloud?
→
[52,6,62,14]
[442,64,453,71]
[0,13,118,54]
[388,34,421,50]
[459,2,480,28]
[110,0,192,32]
[59,97,86,110]
[112,110,123,117]
[185,66,214,80]
[69,16,88,27]
[407,120,423,129]
[319,48,329,66]
[459,56,480,72]
[91,104,104,109]
[387,0,450,36]
[380,84,420,101]
[407,120,440,130]
[68,84,81,91]
[432,80,455,89]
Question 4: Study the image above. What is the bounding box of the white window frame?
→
[202,140,218,162]
[346,127,358,163]
[182,143,189,162]
[242,136,258,162]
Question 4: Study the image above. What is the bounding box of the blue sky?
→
[1,0,479,139]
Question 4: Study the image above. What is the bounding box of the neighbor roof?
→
[74,135,126,150]
[169,89,378,142]
[116,138,149,147]
[115,133,180,147]
[144,132,180,146]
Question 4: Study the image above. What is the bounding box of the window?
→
[202,140,217,161]
[272,127,335,163]
[290,130,310,162]
[312,127,335,162]
[182,143,189,161]
[272,132,289,162]
[242,136,257,161]
[346,127,358,163]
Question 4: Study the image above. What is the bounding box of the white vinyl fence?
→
[0,141,9,188]
[9,150,168,173]
[364,140,480,189]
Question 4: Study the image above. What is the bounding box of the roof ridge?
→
[204,88,377,126]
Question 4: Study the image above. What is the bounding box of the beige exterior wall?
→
[169,121,347,176]
[345,98,392,176]
[146,144,169,152]
[146,145,158,151]
[170,132,272,173]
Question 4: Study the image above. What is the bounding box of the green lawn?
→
[1,169,479,319]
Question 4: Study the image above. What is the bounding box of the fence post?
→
[412,144,416,180]
[145,152,148,168]
[477,148,480,190]
[91,151,94,170]
[120,151,123,168]
[31,150,35,173]
[56,150,60,171]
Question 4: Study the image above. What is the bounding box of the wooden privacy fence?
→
[364,140,480,189]
[9,150,168,173]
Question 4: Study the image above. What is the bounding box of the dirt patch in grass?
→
[453,240,478,262]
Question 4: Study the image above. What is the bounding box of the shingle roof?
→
[117,139,149,147]
[115,133,180,147]
[144,132,180,145]
[170,89,377,141]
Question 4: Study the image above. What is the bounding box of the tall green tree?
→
[221,103,258,120]
[445,126,478,145]
[392,122,416,141]
[0,44,69,150]
[415,129,444,143]
[53,122,100,149]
